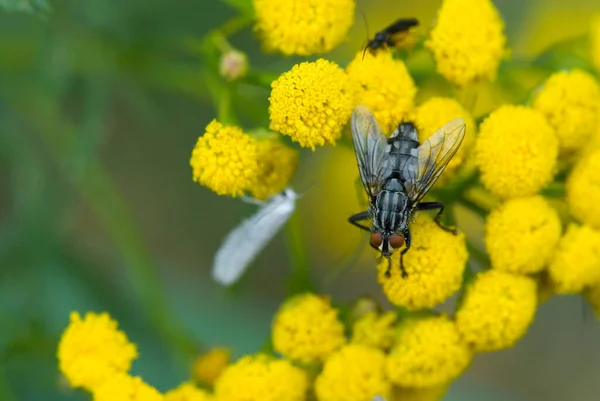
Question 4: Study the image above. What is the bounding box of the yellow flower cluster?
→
[566,150,600,229]
[533,69,600,154]
[351,310,397,351]
[346,50,416,134]
[190,121,298,199]
[377,214,468,311]
[192,347,230,386]
[426,0,506,86]
[269,59,353,149]
[253,0,354,56]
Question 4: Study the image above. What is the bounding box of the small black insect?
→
[348,105,465,278]
[363,18,419,58]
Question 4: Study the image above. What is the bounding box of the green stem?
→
[466,240,490,267]
[0,366,16,401]
[541,181,566,198]
[284,211,314,295]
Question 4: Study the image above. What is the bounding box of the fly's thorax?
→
[390,121,418,141]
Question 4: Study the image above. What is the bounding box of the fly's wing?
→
[350,105,392,200]
[384,17,419,35]
[212,190,296,286]
[404,118,466,203]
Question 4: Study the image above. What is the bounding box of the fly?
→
[212,189,297,286]
[363,17,419,59]
[348,105,466,278]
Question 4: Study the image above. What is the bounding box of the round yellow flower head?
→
[57,312,138,391]
[532,69,600,154]
[386,316,472,387]
[346,50,416,133]
[455,270,537,352]
[475,105,558,199]
[548,223,600,294]
[389,383,449,401]
[214,354,307,401]
[426,0,506,86]
[485,196,562,274]
[315,344,391,401]
[166,382,213,401]
[410,97,476,183]
[592,16,600,72]
[190,120,260,197]
[272,293,346,364]
[351,310,397,351]
[377,214,468,310]
[192,347,230,386]
[250,138,299,200]
[566,149,600,229]
[269,59,353,150]
[584,282,600,319]
[253,0,354,56]
[93,373,163,401]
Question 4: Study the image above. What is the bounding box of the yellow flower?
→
[250,138,299,200]
[165,382,213,401]
[475,105,558,199]
[377,214,468,310]
[315,344,391,401]
[190,120,260,197]
[389,384,449,401]
[547,223,600,294]
[253,0,354,56]
[386,316,472,387]
[214,354,307,401]
[269,59,353,150]
[351,311,397,351]
[455,270,537,352]
[426,0,506,86]
[410,97,476,184]
[593,16,600,72]
[93,373,163,401]
[566,150,600,229]
[584,282,600,319]
[346,50,416,133]
[192,348,230,386]
[57,312,137,391]
[272,293,345,364]
[485,196,562,274]
[532,69,600,154]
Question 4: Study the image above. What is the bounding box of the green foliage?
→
[0,0,50,13]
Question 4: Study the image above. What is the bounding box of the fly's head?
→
[369,231,405,256]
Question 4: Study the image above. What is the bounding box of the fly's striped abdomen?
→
[374,184,409,232]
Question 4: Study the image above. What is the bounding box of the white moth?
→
[212,188,298,286]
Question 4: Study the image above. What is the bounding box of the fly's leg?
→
[417,201,457,235]
[348,211,371,232]
[398,228,411,279]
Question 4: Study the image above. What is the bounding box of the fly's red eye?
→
[370,232,383,248]
[389,234,405,249]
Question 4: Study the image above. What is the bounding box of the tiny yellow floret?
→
[269,59,353,150]
[190,120,260,197]
[92,373,164,401]
[475,105,558,199]
[485,196,562,274]
[57,312,138,391]
[165,382,213,401]
[214,354,307,401]
[533,69,600,153]
[346,50,416,134]
[272,293,345,363]
[251,139,299,200]
[455,270,537,352]
[351,311,397,351]
[566,150,600,229]
[410,97,476,184]
[315,344,391,401]
[192,347,230,386]
[386,316,472,387]
[377,214,468,310]
[548,223,600,294]
[253,0,354,56]
[426,0,506,86]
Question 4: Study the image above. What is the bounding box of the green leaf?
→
[0,0,50,13]
[221,0,254,17]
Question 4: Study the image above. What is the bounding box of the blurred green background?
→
[2,0,600,400]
